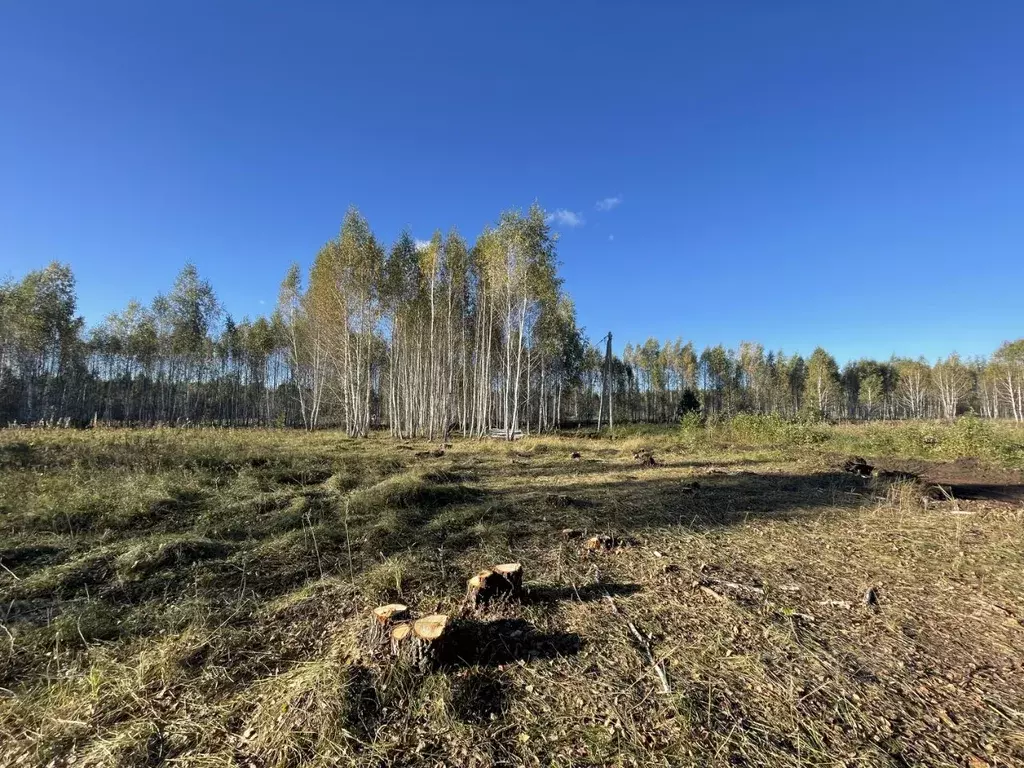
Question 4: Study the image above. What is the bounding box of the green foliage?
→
[678,411,707,447]
[726,413,830,446]
[942,414,995,457]
[168,263,220,357]
[803,347,841,419]
[672,413,1023,465]
[676,387,701,417]
[3,219,1024,434]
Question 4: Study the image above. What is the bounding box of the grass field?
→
[2,423,1023,767]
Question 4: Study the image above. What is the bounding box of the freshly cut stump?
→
[466,564,525,609]
[584,534,617,553]
[390,622,412,656]
[410,614,449,671]
[369,603,410,647]
[492,563,524,597]
[466,569,500,609]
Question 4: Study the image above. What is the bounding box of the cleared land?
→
[1,424,1023,767]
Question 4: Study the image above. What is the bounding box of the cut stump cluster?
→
[371,563,525,672]
[466,562,524,610]
[390,614,450,671]
[368,603,410,648]
[370,605,451,671]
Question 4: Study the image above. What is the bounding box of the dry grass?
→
[1,426,1023,766]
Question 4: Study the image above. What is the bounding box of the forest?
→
[3,204,1023,433]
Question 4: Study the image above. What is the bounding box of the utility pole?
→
[606,332,614,437]
[596,332,614,435]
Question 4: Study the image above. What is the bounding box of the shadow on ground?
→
[443,618,582,668]
[527,582,641,604]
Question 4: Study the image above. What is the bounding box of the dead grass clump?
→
[347,470,477,517]
[271,466,334,487]
[448,668,510,724]
[115,536,232,579]
[76,719,165,768]
[238,653,353,765]
[9,551,116,600]
[357,554,430,603]
[0,543,64,573]
[536,492,592,509]
[196,490,296,539]
[51,600,124,646]
[877,476,928,512]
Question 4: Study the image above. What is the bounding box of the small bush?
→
[940,415,996,459]
[724,413,829,447]
[678,412,708,447]
[676,388,702,418]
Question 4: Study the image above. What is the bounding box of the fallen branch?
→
[818,599,854,609]
[721,581,765,596]
[606,593,671,694]
[785,611,817,623]
[626,621,672,694]
[692,581,727,603]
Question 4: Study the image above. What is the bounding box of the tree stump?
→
[492,562,524,597]
[410,614,449,671]
[584,534,617,552]
[842,456,873,478]
[466,564,524,609]
[368,603,410,648]
[466,569,500,609]
[390,621,412,656]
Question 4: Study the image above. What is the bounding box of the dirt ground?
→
[1,429,1023,767]
[876,455,1024,505]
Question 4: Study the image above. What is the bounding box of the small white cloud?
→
[414,239,431,250]
[544,209,585,228]
[608,234,614,242]
[595,195,622,211]
[258,299,266,305]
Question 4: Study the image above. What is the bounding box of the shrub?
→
[678,411,707,447]
[676,388,701,418]
[941,414,995,459]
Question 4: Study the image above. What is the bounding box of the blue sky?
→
[2,1,1022,363]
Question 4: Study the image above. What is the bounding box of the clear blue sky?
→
[2,1,1022,363]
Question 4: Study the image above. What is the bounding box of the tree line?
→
[617,339,1023,423]
[2,206,1023,431]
